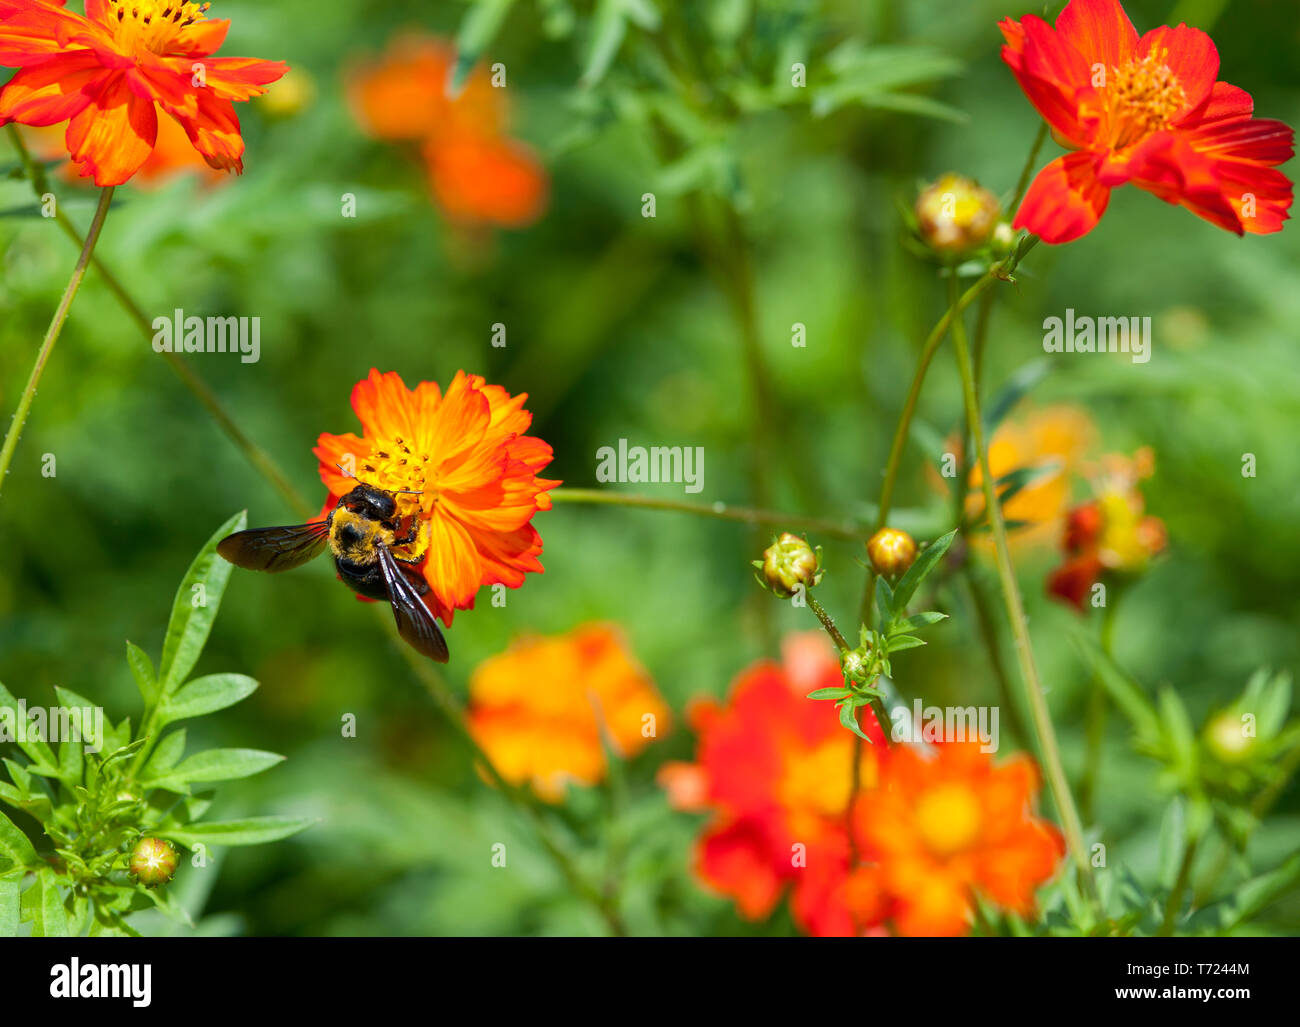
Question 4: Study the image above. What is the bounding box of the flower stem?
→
[5,125,311,520]
[1159,832,1200,936]
[0,185,114,504]
[948,271,1095,896]
[551,487,874,542]
[392,630,627,936]
[1079,598,1118,824]
[807,594,892,750]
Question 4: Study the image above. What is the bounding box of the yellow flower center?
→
[914,782,982,857]
[779,738,854,817]
[107,0,212,56]
[358,435,437,521]
[1107,52,1187,150]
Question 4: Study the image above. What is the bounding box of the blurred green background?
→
[1,0,1297,935]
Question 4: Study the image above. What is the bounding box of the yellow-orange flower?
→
[312,369,559,627]
[467,623,670,801]
[938,403,1096,549]
[23,114,229,189]
[857,741,1064,936]
[0,0,287,186]
[347,33,547,228]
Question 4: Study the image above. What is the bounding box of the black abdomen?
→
[334,555,388,601]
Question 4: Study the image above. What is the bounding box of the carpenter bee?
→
[217,476,449,662]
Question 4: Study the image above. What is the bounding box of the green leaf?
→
[899,611,948,631]
[451,0,517,93]
[161,816,316,848]
[158,511,244,698]
[838,699,874,742]
[1158,685,1197,781]
[161,674,258,724]
[806,687,852,701]
[1072,632,1162,747]
[983,360,1052,433]
[0,808,38,870]
[874,576,894,629]
[1188,851,1300,932]
[886,635,926,653]
[24,869,68,938]
[127,641,158,707]
[143,748,284,793]
[1157,797,1186,891]
[0,870,20,937]
[0,680,57,771]
[144,729,187,778]
[891,529,957,614]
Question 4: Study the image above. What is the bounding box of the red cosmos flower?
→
[0,0,287,186]
[313,370,559,627]
[658,634,890,936]
[1001,0,1293,243]
[1048,447,1166,609]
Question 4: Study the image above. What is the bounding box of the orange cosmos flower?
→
[1048,446,1166,610]
[312,369,559,627]
[857,741,1064,936]
[0,0,287,187]
[1001,0,1294,243]
[467,623,670,801]
[347,33,547,228]
[935,403,1097,550]
[659,634,890,936]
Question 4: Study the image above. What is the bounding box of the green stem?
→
[1079,599,1118,824]
[1159,833,1200,936]
[807,594,891,749]
[551,487,873,541]
[0,185,114,503]
[1010,122,1049,213]
[6,125,311,520]
[964,570,1033,753]
[391,627,627,936]
[948,271,1095,898]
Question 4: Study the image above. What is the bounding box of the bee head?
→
[336,466,423,522]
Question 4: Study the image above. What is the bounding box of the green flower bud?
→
[754,532,822,598]
[129,838,178,888]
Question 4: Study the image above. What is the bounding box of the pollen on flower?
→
[108,0,212,55]
[914,783,982,856]
[1107,51,1187,149]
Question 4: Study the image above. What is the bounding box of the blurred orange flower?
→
[857,741,1064,936]
[312,369,559,627]
[659,634,890,936]
[347,34,547,228]
[468,623,671,801]
[23,115,229,189]
[937,403,1096,549]
[0,0,287,186]
[1048,446,1166,609]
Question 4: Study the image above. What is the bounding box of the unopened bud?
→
[915,173,1000,256]
[867,527,917,579]
[1206,711,1254,764]
[129,838,178,888]
[754,532,822,598]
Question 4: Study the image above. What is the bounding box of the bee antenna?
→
[394,488,424,496]
[336,462,358,480]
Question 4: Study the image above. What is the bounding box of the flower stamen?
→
[1107,51,1187,150]
[108,0,212,55]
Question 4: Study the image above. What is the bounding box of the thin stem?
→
[1159,833,1200,937]
[807,594,851,651]
[1010,122,1049,214]
[948,271,1095,897]
[964,570,1033,753]
[393,634,628,936]
[551,487,873,542]
[1079,599,1118,823]
[0,186,114,503]
[6,125,311,520]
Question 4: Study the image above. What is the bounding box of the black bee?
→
[217,478,449,662]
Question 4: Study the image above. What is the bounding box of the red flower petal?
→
[1139,23,1218,120]
[1014,151,1112,244]
[65,72,157,186]
[1056,0,1138,70]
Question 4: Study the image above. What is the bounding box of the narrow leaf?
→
[891,529,957,613]
[143,748,284,792]
[162,674,258,724]
[158,512,244,698]
[0,808,38,870]
[161,817,316,848]
[127,641,158,706]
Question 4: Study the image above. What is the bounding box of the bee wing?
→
[217,521,331,573]
[377,545,450,663]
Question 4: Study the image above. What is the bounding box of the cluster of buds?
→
[913,172,1008,258]
[754,532,822,598]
